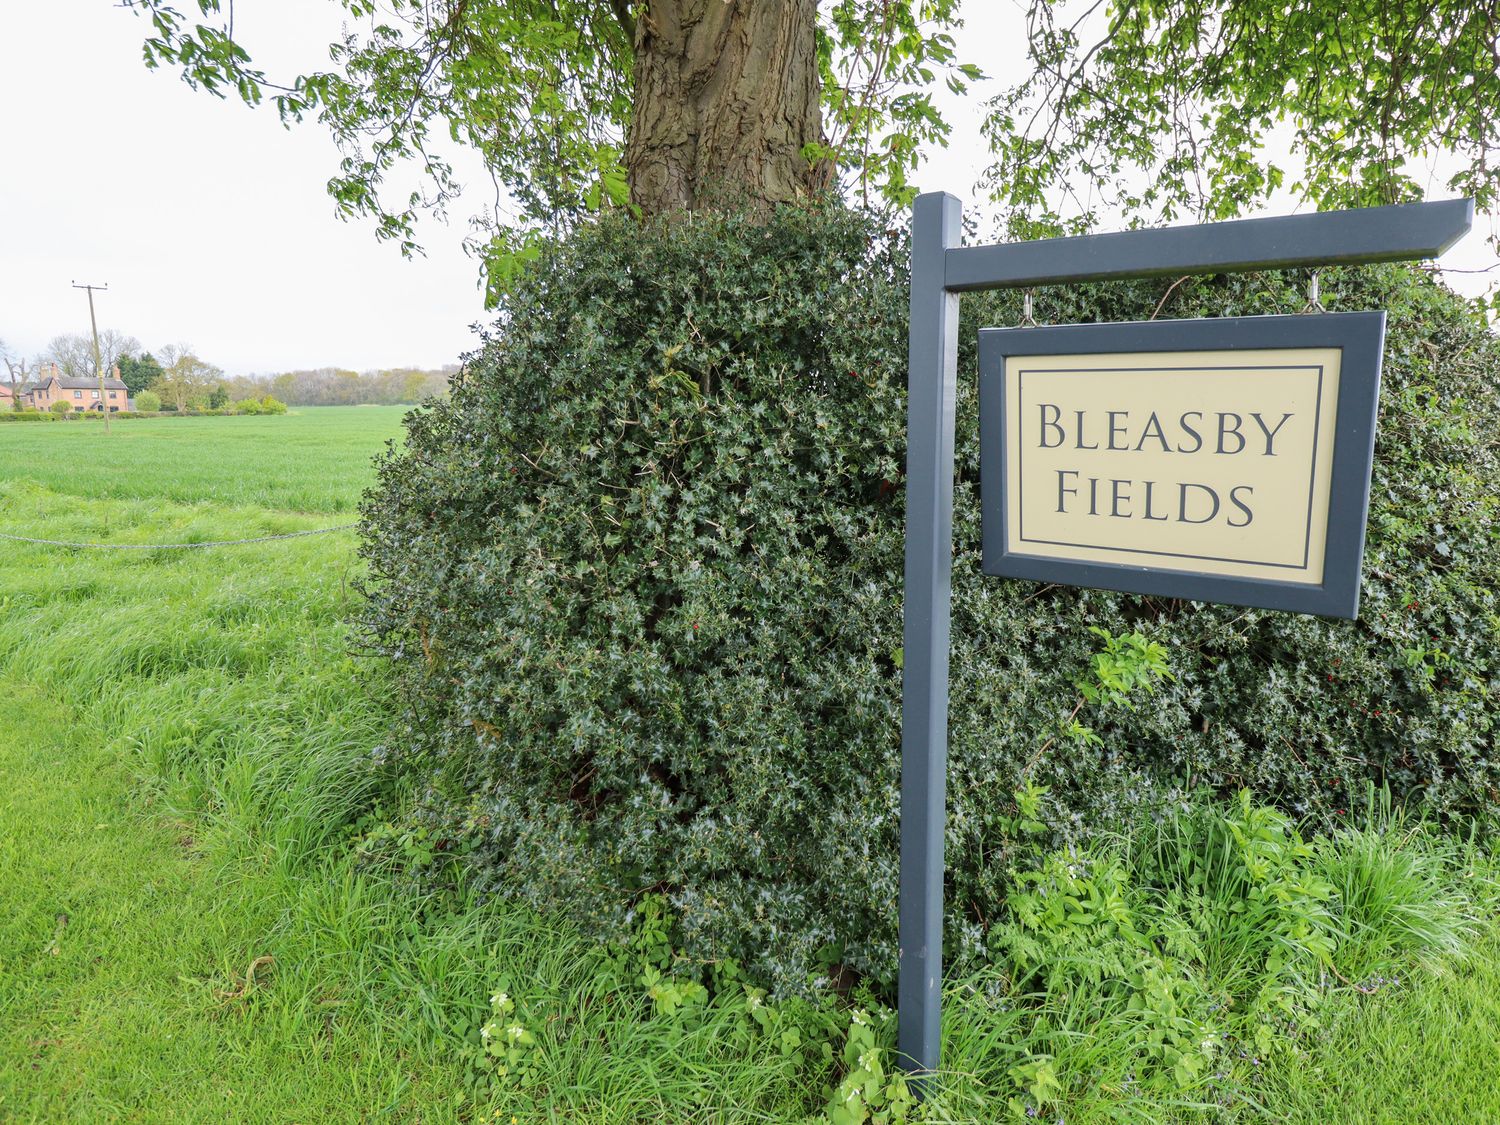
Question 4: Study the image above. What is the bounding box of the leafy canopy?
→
[986,0,1500,243]
[117,352,164,396]
[127,1,1496,302]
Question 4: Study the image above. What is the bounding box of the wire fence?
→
[0,525,358,550]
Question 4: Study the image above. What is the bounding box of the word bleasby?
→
[1036,405,1297,527]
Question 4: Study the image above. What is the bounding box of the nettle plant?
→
[477,981,540,1089]
[360,202,1500,993]
[976,787,1360,1116]
[1026,626,1173,762]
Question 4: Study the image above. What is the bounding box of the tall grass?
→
[1311,789,1480,980]
[0,453,841,1119]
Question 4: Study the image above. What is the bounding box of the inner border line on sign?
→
[1014,363,1326,572]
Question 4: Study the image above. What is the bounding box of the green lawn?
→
[1,405,1497,1123]
[1278,931,1500,1124]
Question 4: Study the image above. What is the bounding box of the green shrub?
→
[0,410,54,423]
[359,203,1500,993]
[134,390,161,413]
[48,400,72,416]
[260,395,288,414]
[234,398,264,415]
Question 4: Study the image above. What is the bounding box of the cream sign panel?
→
[977,314,1387,618]
[1008,348,1340,584]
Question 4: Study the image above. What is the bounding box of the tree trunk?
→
[625,0,827,215]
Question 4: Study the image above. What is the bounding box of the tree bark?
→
[625,0,827,215]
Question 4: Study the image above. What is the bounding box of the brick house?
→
[24,364,131,412]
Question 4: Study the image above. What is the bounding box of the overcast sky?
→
[2,2,1493,375]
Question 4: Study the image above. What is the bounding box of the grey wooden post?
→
[897,191,961,1084]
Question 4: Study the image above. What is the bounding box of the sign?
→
[897,193,1473,1093]
[978,314,1386,618]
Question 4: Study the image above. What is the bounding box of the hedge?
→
[358,202,1500,995]
[0,411,58,423]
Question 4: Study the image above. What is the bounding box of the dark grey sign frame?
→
[978,313,1387,619]
[899,193,1472,1090]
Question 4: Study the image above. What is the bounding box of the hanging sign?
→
[977,313,1386,618]
[897,194,1474,1091]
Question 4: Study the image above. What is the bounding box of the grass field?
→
[0,406,407,512]
[2,407,1497,1123]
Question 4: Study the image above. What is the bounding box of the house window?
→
[91,389,100,398]
[74,390,82,399]
[109,391,117,399]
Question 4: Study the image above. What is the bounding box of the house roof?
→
[36,374,129,392]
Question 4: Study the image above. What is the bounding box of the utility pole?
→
[72,281,110,433]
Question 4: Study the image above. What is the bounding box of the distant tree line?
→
[244,366,456,406]
[3,331,454,410]
[135,361,454,407]
[132,359,454,407]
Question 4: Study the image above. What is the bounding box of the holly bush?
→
[357,202,1499,994]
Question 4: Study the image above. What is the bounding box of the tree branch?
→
[608,0,636,43]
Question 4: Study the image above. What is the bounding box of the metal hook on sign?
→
[1019,289,1038,327]
[1300,270,1328,314]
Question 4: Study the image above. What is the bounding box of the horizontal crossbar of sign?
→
[945,199,1474,291]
